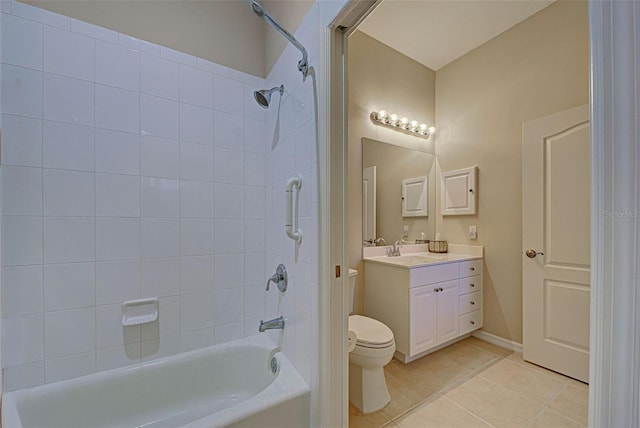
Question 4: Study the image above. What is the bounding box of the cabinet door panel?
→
[437,280,460,343]
[410,285,437,355]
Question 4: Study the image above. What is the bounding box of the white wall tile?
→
[141,296,179,340]
[197,58,229,76]
[180,219,214,256]
[180,256,214,293]
[43,73,93,126]
[1,64,42,118]
[214,219,245,254]
[43,121,94,171]
[141,258,179,297]
[214,183,244,219]
[140,53,179,100]
[3,361,44,392]
[244,118,267,154]
[140,94,178,140]
[244,152,266,186]
[43,217,95,264]
[244,220,266,253]
[94,129,139,175]
[96,218,140,260]
[96,303,140,348]
[44,307,95,359]
[213,254,244,290]
[95,84,139,133]
[244,186,266,219]
[179,291,214,332]
[213,75,243,115]
[44,263,95,311]
[229,70,258,86]
[213,111,243,150]
[11,1,69,29]
[119,35,160,56]
[43,169,95,216]
[2,265,43,316]
[213,147,243,184]
[96,344,141,371]
[244,285,265,320]
[1,166,42,215]
[160,47,196,66]
[140,335,180,361]
[180,65,213,109]
[180,328,214,352]
[179,103,213,145]
[95,40,139,91]
[213,288,244,325]
[141,177,180,218]
[95,259,141,305]
[180,142,214,182]
[95,173,140,217]
[2,313,44,366]
[1,13,43,70]
[141,219,180,258]
[179,180,214,219]
[70,18,118,43]
[215,321,245,345]
[245,253,265,286]
[140,136,179,179]
[243,84,267,122]
[2,216,43,266]
[45,352,95,383]
[43,26,93,81]
[0,114,43,167]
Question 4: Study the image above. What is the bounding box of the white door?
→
[522,104,590,383]
[362,166,377,242]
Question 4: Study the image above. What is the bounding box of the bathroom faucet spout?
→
[259,316,285,332]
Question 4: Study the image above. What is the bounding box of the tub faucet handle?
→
[266,264,288,292]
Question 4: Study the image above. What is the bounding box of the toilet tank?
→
[348,269,358,315]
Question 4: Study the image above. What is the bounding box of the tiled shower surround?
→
[0,0,321,396]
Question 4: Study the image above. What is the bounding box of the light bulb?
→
[409,120,419,131]
[389,114,399,125]
[419,124,428,134]
[399,117,409,128]
[377,110,388,122]
[428,126,437,135]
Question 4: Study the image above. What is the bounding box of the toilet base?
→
[349,362,391,414]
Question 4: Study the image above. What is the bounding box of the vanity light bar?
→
[370,110,436,139]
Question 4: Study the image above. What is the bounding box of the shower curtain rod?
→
[251,0,309,77]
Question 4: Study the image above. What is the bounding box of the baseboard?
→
[472,330,523,353]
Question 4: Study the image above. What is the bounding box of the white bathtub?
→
[2,335,310,428]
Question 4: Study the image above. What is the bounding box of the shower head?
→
[251,0,265,17]
[254,85,284,109]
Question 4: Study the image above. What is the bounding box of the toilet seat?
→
[349,315,395,348]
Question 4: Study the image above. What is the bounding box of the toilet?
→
[347,269,395,413]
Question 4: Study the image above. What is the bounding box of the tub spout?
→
[259,316,285,332]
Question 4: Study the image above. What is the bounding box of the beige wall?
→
[22,0,312,77]
[434,0,589,342]
[347,31,436,314]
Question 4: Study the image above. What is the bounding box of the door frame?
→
[320,1,640,426]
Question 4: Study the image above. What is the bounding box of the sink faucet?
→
[388,239,405,257]
[259,316,285,332]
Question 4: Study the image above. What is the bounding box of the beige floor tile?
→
[349,401,391,428]
[547,384,589,426]
[527,409,586,428]
[479,359,565,404]
[463,336,514,357]
[445,376,542,428]
[382,362,440,420]
[505,353,580,385]
[402,354,474,391]
[439,340,501,372]
[396,396,492,428]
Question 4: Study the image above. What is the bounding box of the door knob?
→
[525,249,544,258]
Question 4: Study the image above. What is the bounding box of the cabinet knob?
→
[470,301,475,305]
[470,321,475,325]
[470,267,475,271]
[470,284,475,287]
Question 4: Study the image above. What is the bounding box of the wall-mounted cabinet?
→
[441,166,477,216]
[402,176,428,217]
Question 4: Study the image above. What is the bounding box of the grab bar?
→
[285,175,302,243]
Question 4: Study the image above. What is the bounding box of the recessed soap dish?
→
[122,298,159,326]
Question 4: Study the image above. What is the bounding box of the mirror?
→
[362,138,436,245]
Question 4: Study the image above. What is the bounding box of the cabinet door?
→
[441,166,477,215]
[436,280,460,343]
[410,285,437,355]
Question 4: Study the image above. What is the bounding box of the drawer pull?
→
[470,321,475,325]
[470,267,475,271]
[470,283,475,287]
[470,301,475,305]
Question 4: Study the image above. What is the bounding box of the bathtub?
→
[2,335,310,428]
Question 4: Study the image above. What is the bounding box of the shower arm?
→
[251,1,309,77]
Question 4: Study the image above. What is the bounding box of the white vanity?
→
[363,244,483,363]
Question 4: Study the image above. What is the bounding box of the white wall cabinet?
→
[364,257,483,362]
[441,166,477,216]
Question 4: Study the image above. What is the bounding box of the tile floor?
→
[349,336,588,428]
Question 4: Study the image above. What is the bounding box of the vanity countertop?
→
[363,244,483,269]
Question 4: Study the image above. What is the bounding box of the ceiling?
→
[357,0,555,71]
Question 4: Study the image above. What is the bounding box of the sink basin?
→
[372,254,443,266]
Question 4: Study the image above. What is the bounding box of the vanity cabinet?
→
[364,257,483,363]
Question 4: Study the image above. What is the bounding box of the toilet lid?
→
[349,315,394,347]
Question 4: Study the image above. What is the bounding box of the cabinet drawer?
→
[459,259,482,277]
[460,275,481,295]
[410,263,459,287]
[460,310,482,335]
[459,291,481,315]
